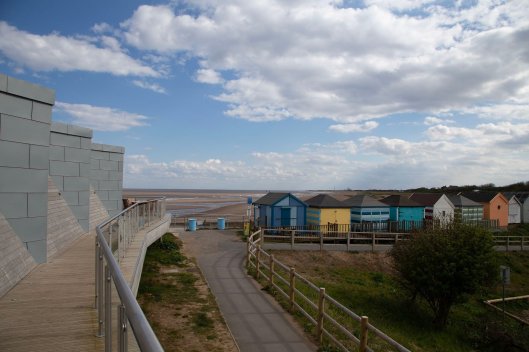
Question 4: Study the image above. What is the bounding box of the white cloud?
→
[423,116,455,125]
[132,80,167,94]
[329,121,379,133]
[54,102,149,131]
[0,21,158,77]
[195,68,224,84]
[121,1,529,123]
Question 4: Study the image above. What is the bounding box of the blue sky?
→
[1,0,528,190]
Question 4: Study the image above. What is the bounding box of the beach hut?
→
[461,192,509,227]
[253,192,307,228]
[409,193,454,225]
[341,194,390,231]
[503,193,522,224]
[304,194,350,231]
[446,194,484,223]
[510,193,529,223]
[380,195,424,224]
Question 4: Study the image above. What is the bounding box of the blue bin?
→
[188,218,197,231]
[217,217,225,230]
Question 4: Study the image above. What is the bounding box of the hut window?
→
[498,205,501,210]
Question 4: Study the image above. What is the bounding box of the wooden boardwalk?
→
[0,233,103,352]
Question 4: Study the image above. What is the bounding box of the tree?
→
[391,224,498,328]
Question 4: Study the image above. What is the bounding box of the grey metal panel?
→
[101,144,123,153]
[63,176,89,191]
[102,200,119,210]
[32,102,52,124]
[70,205,89,220]
[100,159,118,171]
[80,137,91,149]
[9,216,47,242]
[98,180,118,191]
[29,145,49,170]
[28,193,48,217]
[118,161,123,171]
[49,145,65,161]
[0,140,30,168]
[78,219,88,231]
[91,169,109,180]
[109,152,123,161]
[50,122,68,134]
[50,175,64,190]
[78,191,90,205]
[0,73,6,92]
[50,132,81,148]
[7,76,55,105]
[91,150,110,160]
[96,190,109,200]
[67,124,93,138]
[108,171,122,180]
[1,114,50,146]
[64,147,90,163]
[108,191,122,201]
[91,142,104,151]
[49,160,79,176]
[0,93,32,119]
[61,191,79,205]
[0,167,48,192]
[79,162,90,178]
[90,158,100,170]
[26,239,47,263]
[0,193,27,218]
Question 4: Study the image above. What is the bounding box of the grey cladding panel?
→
[63,176,89,191]
[51,122,68,134]
[0,140,29,168]
[26,239,47,263]
[61,191,79,205]
[67,124,92,138]
[28,193,48,217]
[0,193,27,218]
[91,150,110,160]
[7,76,55,105]
[0,167,48,192]
[0,93,32,119]
[32,102,52,124]
[50,133,81,148]
[100,159,118,171]
[49,160,79,176]
[0,74,6,92]
[49,145,65,161]
[9,216,47,242]
[30,145,49,170]
[0,114,50,146]
[65,147,90,163]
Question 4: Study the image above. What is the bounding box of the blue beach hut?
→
[380,195,424,224]
[253,192,307,227]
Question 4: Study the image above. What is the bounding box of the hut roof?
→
[460,192,501,203]
[409,193,445,207]
[253,192,306,206]
[341,194,388,207]
[446,194,482,207]
[380,195,422,207]
[305,194,348,208]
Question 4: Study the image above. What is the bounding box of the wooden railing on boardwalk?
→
[170,215,248,229]
[247,230,411,352]
[261,227,528,252]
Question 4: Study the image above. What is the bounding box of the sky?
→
[1,0,528,190]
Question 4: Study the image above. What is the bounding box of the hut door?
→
[281,208,291,227]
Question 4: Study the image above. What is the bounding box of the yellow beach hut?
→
[305,194,350,231]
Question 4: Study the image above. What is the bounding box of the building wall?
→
[507,198,521,224]
[0,74,54,263]
[522,199,529,224]
[390,206,424,222]
[457,206,484,222]
[432,195,454,224]
[307,207,320,225]
[90,143,124,217]
[320,208,350,225]
[49,122,92,231]
[351,206,390,223]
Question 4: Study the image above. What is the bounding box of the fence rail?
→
[247,229,411,352]
[95,198,166,352]
[260,228,528,252]
[170,215,248,229]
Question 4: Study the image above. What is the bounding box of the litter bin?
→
[217,217,225,230]
[188,218,197,231]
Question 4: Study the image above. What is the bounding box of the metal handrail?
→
[95,198,166,352]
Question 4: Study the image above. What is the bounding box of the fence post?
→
[359,316,369,352]
[289,267,295,311]
[97,244,104,337]
[522,236,525,251]
[256,246,261,280]
[506,236,509,252]
[371,232,375,252]
[246,240,250,268]
[320,230,323,251]
[118,304,127,352]
[105,265,112,351]
[291,230,294,250]
[269,254,275,287]
[317,287,325,344]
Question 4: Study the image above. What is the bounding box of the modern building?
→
[253,192,307,227]
[446,194,484,223]
[305,194,350,229]
[342,194,390,230]
[461,192,509,227]
[409,193,454,225]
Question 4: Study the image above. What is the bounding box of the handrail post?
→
[317,287,325,344]
[118,304,128,352]
[97,243,104,337]
[289,267,295,311]
[95,238,99,309]
[105,265,112,351]
[269,254,275,287]
[359,316,369,352]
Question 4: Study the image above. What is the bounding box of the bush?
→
[391,224,498,328]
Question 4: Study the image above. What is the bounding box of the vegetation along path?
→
[180,229,317,352]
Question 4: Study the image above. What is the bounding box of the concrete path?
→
[180,229,317,352]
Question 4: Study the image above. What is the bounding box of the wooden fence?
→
[483,295,529,327]
[170,215,248,229]
[260,228,528,252]
[247,229,411,352]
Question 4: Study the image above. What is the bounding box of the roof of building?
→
[409,193,445,207]
[341,194,389,208]
[253,192,306,206]
[446,194,482,207]
[503,192,528,203]
[380,195,423,207]
[460,192,504,203]
[305,194,348,208]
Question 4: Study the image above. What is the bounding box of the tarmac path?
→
[179,229,317,352]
